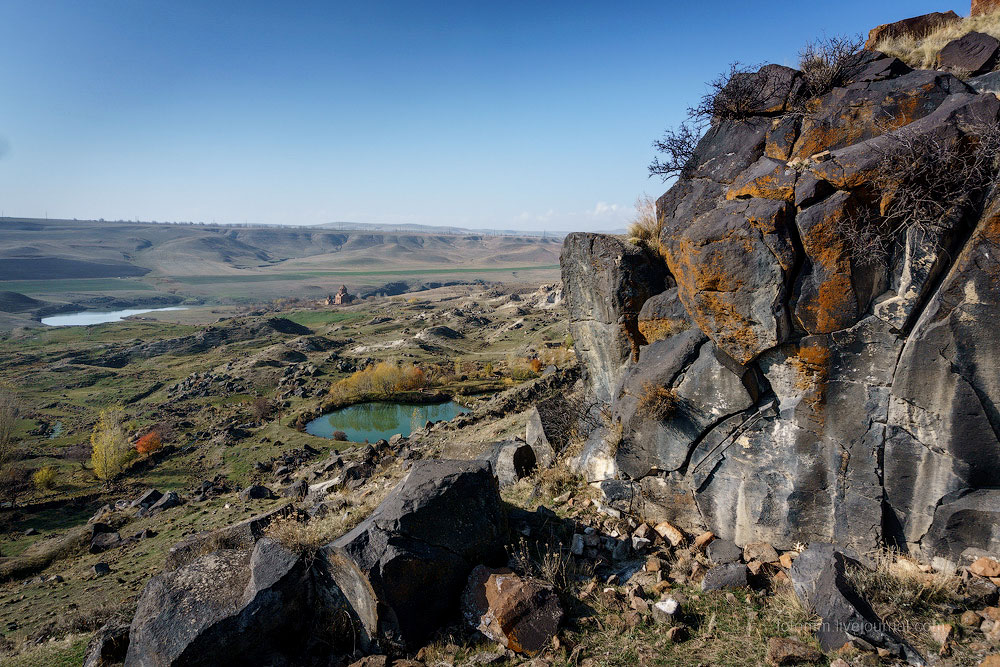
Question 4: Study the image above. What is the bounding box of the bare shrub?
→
[636,382,678,421]
[507,538,594,596]
[251,396,275,422]
[798,35,865,99]
[331,430,348,442]
[689,62,783,123]
[838,118,1000,264]
[649,121,701,182]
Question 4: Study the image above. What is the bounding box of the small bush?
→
[627,195,667,257]
[636,382,679,421]
[135,431,162,456]
[331,430,348,442]
[251,396,275,422]
[529,358,543,373]
[798,35,865,99]
[32,466,56,491]
[91,406,134,484]
[507,537,594,597]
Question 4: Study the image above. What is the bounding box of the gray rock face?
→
[560,233,669,402]
[486,439,541,487]
[126,539,356,667]
[706,538,743,565]
[83,621,130,667]
[325,459,506,652]
[701,563,749,591]
[790,544,924,664]
[562,60,1000,562]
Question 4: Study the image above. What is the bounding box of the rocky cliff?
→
[563,50,1000,567]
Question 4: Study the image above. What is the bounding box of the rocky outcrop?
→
[864,11,960,51]
[461,566,563,656]
[561,233,669,402]
[562,51,1000,565]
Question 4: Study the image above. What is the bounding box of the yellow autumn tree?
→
[90,406,132,484]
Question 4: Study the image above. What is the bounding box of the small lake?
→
[41,307,188,326]
[305,401,471,443]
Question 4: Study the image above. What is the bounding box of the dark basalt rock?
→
[939,31,1000,76]
[563,58,1000,562]
[790,544,924,664]
[324,459,506,652]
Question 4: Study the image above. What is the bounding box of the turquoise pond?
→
[305,401,471,443]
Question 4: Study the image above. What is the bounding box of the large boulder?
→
[939,31,1000,76]
[323,459,506,652]
[864,11,960,50]
[461,565,563,656]
[790,544,924,664]
[126,538,357,666]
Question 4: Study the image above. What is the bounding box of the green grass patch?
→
[4,634,90,667]
[283,310,368,327]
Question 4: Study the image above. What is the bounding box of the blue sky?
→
[0,0,958,231]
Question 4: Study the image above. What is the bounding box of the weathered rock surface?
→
[562,55,1000,562]
[939,31,1000,76]
[560,233,669,402]
[324,459,506,652]
[126,538,357,666]
[461,565,563,656]
[790,544,924,664]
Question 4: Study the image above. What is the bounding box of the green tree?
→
[90,406,133,484]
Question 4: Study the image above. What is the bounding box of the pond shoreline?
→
[298,395,471,442]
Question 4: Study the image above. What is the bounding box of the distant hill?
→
[0,218,562,281]
[316,221,567,238]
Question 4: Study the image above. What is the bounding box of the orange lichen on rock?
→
[726,158,797,202]
[794,192,860,334]
[789,340,831,418]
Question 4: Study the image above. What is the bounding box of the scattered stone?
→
[239,484,275,501]
[972,558,1000,579]
[766,636,822,665]
[930,623,952,645]
[347,657,388,667]
[149,491,182,513]
[90,532,122,554]
[701,563,749,591]
[652,597,680,624]
[92,563,111,577]
[693,531,715,550]
[962,610,983,627]
[707,538,743,565]
[646,555,663,572]
[744,542,780,564]
[23,528,38,536]
[461,565,563,657]
[665,625,687,642]
[653,521,685,547]
[779,552,796,569]
[131,489,162,509]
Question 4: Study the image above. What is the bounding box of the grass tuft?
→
[876,10,1000,70]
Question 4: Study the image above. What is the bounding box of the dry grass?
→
[627,196,666,258]
[876,10,1000,70]
[846,549,957,615]
[638,317,687,344]
[265,483,395,554]
[508,538,594,596]
[636,382,679,421]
